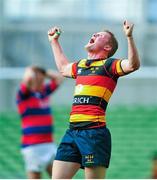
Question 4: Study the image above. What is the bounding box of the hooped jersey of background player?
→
[16,80,58,148]
[69,58,125,129]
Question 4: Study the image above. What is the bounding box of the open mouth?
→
[89,38,95,44]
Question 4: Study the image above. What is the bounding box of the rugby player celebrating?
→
[48,20,140,179]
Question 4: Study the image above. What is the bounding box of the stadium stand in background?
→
[0,0,157,178]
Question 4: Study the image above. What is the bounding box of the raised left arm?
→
[121,20,140,74]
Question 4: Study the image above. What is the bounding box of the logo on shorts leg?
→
[85,154,94,165]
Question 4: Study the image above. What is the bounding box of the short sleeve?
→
[16,83,30,104]
[71,62,78,79]
[20,83,29,94]
[44,80,58,96]
[105,58,125,77]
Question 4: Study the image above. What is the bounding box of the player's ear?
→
[104,44,112,52]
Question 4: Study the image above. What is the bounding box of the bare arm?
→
[121,20,140,73]
[48,27,73,77]
[46,69,64,85]
[22,67,35,89]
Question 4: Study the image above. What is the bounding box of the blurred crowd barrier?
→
[0,67,157,111]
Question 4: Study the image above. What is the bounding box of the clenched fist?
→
[48,26,62,42]
[123,20,134,37]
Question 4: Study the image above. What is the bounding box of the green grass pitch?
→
[0,105,157,179]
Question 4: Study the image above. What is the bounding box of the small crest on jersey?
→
[77,68,82,74]
[35,92,41,98]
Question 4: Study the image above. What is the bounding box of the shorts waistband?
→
[69,122,106,130]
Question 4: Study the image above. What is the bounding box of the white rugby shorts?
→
[21,142,57,172]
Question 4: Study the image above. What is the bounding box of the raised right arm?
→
[48,27,73,77]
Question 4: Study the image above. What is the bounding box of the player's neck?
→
[87,52,108,60]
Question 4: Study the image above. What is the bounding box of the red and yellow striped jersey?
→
[70,58,125,128]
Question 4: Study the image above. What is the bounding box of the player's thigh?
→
[77,127,111,168]
[85,166,106,179]
[52,160,81,179]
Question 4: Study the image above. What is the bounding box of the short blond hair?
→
[104,30,118,58]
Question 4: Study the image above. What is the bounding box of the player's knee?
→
[85,166,106,179]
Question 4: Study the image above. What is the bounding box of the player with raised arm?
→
[16,66,63,179]
[48,20,140,179]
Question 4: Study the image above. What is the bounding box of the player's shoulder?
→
[75,58,87,68]
[105,57,117,64]
[104,57,119,67]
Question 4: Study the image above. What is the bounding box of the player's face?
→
[85,32,111,53]
[32,72,45,91]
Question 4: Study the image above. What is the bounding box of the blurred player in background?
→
[48,20,140,179]
[16,66,63,179]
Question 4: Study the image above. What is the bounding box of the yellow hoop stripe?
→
[70,114,106,122]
